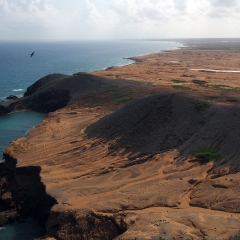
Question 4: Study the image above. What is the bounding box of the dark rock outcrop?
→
[0,104,11,116]
[22,88,71,112]
[46,211,126,240]
[0,153,57,226]
[6,95,18,100]
[1,73,115,113]
[0,161,18,225]
[21,73,114,112]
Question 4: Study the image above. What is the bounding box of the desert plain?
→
[2,39,240,239]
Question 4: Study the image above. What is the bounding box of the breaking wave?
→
[12,89,24,92]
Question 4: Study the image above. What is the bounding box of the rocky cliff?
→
[0,72,118,115]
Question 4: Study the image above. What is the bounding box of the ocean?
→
[0,40,183,239]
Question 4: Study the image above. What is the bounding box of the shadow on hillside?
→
[86,93,240,173]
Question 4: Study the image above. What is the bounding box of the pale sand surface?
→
[5,45,240,239]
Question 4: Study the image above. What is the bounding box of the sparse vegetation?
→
[171,79,187,83]
[206,95,219,100]
[211,84,231,90]
[233,87,240,92]
[90,103,102,108]
[194,100,211,111]
[128,88,137,94]
[13,142,31,154]
[192,79,207,85]
[172,85,191,90]
[96,113,106,118]
[226,97,240,102]
[189,146,221,163]
[115,96,132,104]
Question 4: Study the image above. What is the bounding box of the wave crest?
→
[12,89,24,92]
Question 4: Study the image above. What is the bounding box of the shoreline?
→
[1,40,240,239]
[0,40,183,106]
[0,40,184,116]
[96,40,185,72]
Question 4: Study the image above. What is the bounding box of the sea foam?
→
[12,89,24,92]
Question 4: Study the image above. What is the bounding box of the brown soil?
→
[3,42,240,239]
[93,47,240,104]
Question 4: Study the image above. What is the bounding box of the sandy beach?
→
[2,40,240,239]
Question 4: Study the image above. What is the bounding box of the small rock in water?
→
[6,95,18,100]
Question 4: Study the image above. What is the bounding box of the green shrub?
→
[192,79,207,85]
[114,97,131,105]
[194,100,211,111]
[171,79,187,83]
[189,146,220,163]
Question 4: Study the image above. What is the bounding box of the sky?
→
[0,0,240,41]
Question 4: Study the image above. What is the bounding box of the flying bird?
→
[30,51,35,57]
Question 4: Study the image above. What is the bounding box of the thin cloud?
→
[173,0,187,12]
[209,0,238,8]
[110,0,176,23]
[207,0,240,18]
[76,0,103,26]
[0,0,75,40]
[0,0,240,40]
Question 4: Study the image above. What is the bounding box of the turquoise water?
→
[0,40,183,239]
[0,112,46,239]
[0,111,46,158]
[0,219,46,240]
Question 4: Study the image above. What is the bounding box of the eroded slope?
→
[4,93,240,239]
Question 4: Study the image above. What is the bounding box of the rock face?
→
[6,95,18,100]
[3,92,240,239]
[0,161,18,225]
[0,104,11,116]
[0,153,57,227]
[0,72,115,114]
[46,211,126,240]
[21,73,112,112]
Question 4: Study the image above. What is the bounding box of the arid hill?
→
[2,92,240,239]
[1,44,240,239]
[0,72,137,115]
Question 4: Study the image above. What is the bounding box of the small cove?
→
[0,40,183,239]
[0,219,46,240]
[0,111,46,239]
[0,111,46,159]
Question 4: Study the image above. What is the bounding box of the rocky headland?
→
[1,40,240,239]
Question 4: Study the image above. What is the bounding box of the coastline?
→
[2,40,240,239]
[0,41,183,238]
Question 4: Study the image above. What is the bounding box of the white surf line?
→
[12,89,24,92]
[191,69,240,73]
